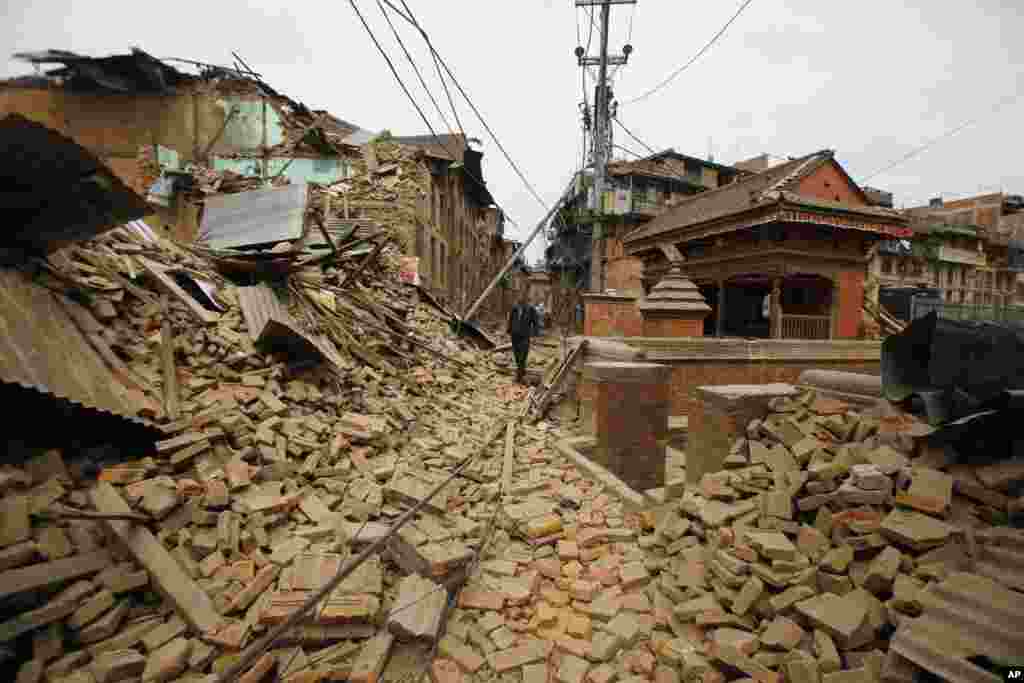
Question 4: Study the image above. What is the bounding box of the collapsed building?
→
[0,48,529,323]
[3,45,1024,683]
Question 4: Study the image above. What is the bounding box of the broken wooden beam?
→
[89,482,222,634]
[0,549,111,602]
[137,257,219,325]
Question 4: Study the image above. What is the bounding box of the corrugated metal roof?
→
[0,378,160,447]
[0,114,152,255]
[891,571,1024,683]
[198,183,308,250]
[0,266,161,447]
[236,284,347,371]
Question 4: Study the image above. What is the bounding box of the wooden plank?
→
[89,483,222,634]
[160,296,180,421]
[503,421,516,493]
[137,257,219,326]
[532,340,587,421]
[0,549,112,601]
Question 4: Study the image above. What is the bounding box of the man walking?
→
[508,292,540,384]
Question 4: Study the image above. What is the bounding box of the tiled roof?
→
[624,150,833,244]
[623,150,907,245]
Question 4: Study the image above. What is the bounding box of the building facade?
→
[546,149,745,299]
[622,150,910,340]
[897,194,1024,307]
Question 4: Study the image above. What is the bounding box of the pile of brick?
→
[314,139,436,254]
[424,385,1024,683]
[2,225,529,682]
[648,390,1022,682]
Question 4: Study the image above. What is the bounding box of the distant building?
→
[546,148,746,298]
[895,193,1024,307]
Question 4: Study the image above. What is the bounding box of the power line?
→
[397,0,466,140]
[859,88,1024,184]
[622,0,755,106]
[613,143,646,159]
[382,0,550,212]
[375,0,457,140]
[352,0,532,243]
[347,0,463,163]
[612,117,658,157]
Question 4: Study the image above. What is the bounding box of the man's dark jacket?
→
[508,304,539,339]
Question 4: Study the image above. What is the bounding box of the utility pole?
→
[575,0,634,294]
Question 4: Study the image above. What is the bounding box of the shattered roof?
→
[391,133,468,161]
[624,150,905,244]
[0,114,151,255]
[11,47,194,93]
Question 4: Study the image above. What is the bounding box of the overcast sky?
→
[4,0,1023,265]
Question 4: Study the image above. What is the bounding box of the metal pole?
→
[462,176,576,323]
[589,0,612,293]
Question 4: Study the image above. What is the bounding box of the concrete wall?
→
[573,336,880,423]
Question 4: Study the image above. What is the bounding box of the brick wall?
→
[583,296,643,337]
[642,317,704,338]
[572,336,880,420]
[797,161,868,206]
[604,235,645,296]
[835,269,866,338]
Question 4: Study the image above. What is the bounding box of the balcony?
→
[780,314,832,340]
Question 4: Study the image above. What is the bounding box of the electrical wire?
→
[382,0,551,212]
[429,47,467,140]
[347,0,463,164]
[613,143,646,160]
[622,0,755,106]
[398,0,467,140]
[612,117,658,157]
[354,0,533,249]
[859,88,1024,184]
[375,0,457,140]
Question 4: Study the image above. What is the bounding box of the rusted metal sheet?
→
[236,284,346,371]
[972,527,1024,592]
[0,268,160,446]
[0,114,151,256]
[890,571,1024,682]
[198,183,308,250]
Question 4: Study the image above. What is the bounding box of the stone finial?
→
[638,263,711,316]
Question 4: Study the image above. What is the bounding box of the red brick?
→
[459,591,505,611]
[431,659,463,683]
